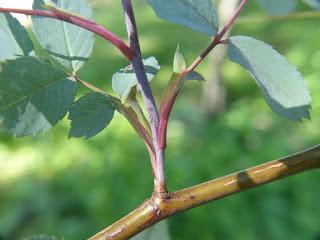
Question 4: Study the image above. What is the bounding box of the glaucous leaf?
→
[0,57,77,137]
[147,0,218,36]
[227,36,311,121]
[258,0,298,14]
[112,57,160,99]
[0,30,15,62]
[68,92,115,139]
[32,0,95,73]
[131,220,170,240]
[303,0,320,10]
[0,13,35,58]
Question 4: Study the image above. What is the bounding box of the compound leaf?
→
[32,0,95,73]
[147,0,218,36]
[0,57,77,137]
[0,13,35,59]
[227,36,311,121]
[68,92,115,139]
[258,0,298,14]
[112,57,160,99]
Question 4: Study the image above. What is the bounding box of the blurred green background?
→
[1,0,320,239]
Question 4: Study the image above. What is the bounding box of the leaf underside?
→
[147,0,218,36]
[258,0,298,14]
[227,35,311,121]
[0,13,35,60]
[32,0,95,73]
[112,57,160,99]
[0,30,15,62]
[0,57,77,137]
[68,92,115,139]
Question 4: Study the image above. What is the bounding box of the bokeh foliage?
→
[0,0,320,239]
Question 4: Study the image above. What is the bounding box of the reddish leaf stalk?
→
[158,89,181,150]
[0,7,136,61]
[187,0,248,72]
[158,0,248,150]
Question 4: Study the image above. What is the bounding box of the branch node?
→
[152,187,171,200]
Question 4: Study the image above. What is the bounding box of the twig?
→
[121,0,167,193]
[88,144,320,240]
[158,0,248,153]
[187,0,248,72]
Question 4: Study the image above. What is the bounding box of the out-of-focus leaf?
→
[131,220,170,240]
[258,0,298,14]
[0,13,35,58]
[227,36,311,121]
[303,0,320,10]
[147,0,218,36]
[22,235,62,240]
[32,0,95,73]
[68,92,115,139]
[112,57,160,99]
[0,57,77,137]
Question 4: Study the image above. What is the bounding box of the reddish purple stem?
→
[158,0,248,151]
[0,7,136,61]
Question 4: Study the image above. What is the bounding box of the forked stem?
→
[158,0,248,153]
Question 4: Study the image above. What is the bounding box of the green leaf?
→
[147,0,218,36]
[173,46,186,73]
[0,57,77,137]
[131,220,170,240]
[258,0,298,14]
[227,36,311,121]
[32,0,95,73]
[160,48,204,114]
[22,235,62,240]
[177,70,205,93]
[0,13,35,58]
[68,92,115,139]
[112,57,160,99]
[303,0,320,10]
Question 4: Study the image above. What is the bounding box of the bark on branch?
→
[89,144,320,240]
